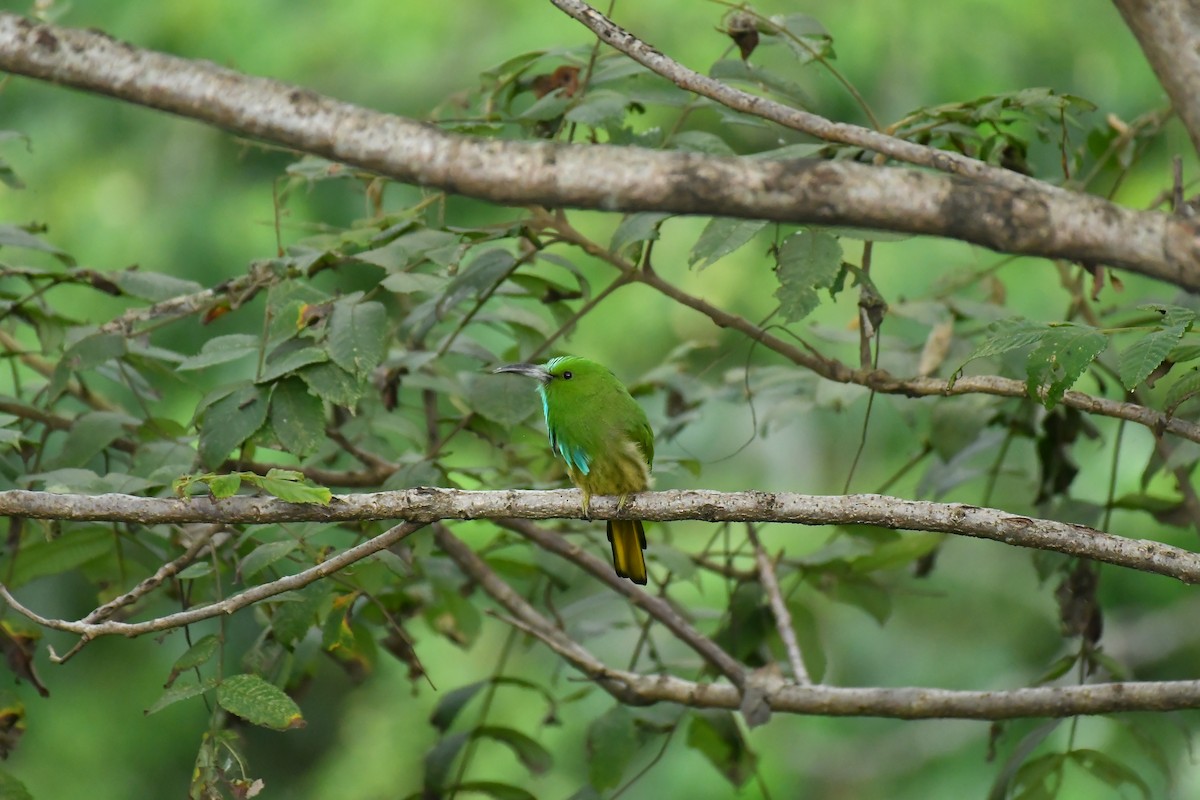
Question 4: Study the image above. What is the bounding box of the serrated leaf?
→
[197,384,269,469]
[689,218,768,269]
[1118,324,1185,390]
[177,334,261,371]
[685,711,756,788]
[474,726,552,774]
[965,317,1049,361]
[165,635,221,687]
[327,299,387,377]
[298,362,363,408]
[1025,325,1107,408]
[269,377,325,458]
[586,705,638,790]
[271,583,331,646]
[610,212,670,254]
[773,229,843,322]
[240,540,298,580]
[467,372,538,427]
[1165,367,1200,416]
[216,674,305,730]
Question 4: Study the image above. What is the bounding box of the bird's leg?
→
[580,488,591,520]
[616,493,629,513]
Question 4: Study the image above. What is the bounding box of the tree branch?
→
[0,520,426,661]
[1112,0,1200,158]
[0,488,1195,583]
[441,518,1200,721]
[2,14,1199,288]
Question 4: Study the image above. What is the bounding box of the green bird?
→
[494,356,654,584]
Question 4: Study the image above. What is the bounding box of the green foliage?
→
[0,3,1192,799]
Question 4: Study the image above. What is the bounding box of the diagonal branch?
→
[0,488,1196,583]
[0,520,426,660]
[440,518,1200,721]
[1112,0,1200,158]
[2,14,1199,288]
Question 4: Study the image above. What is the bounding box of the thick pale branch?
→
[1112,0,1200,158]
[2,14,1199,288]
[0,488,1196,583]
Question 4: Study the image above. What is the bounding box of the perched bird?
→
[494,356,654,584]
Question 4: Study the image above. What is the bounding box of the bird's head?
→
[493,355,613,401]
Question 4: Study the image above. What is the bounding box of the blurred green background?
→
[2,0,1199,798]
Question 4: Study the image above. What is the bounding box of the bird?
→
[494,355,654,584]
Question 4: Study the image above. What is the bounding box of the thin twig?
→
[747,525,810,684]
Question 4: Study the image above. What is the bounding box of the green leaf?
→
[964,317,1048,361]
[474,726,552,774]
[197,384,270,469]
[1025,325,1107,408]
[5,527,112,589]
[586,705,638,791]
[177,334,261,371]
[1067,749,1151,800]
[271,583,331,646]
[240,539,298,580]
[327,299,387,378]
[258,344,328,383]
[424,732,469,793]
[467,372,538,427]
[46,411,133,469]
[689,218,768,269]
[216,673,305,730]
[1118,324,1185,390]
[848,532,943,573]
[110,269,204,302]
[145,677,219,716]
[787,600,826,683]
[298,361,364,408]
[564,90,630,127]
[176,563,213,580]
[1009,752,1065,800]
[207,473,242,498]
[773,229,843,322]
[610,212,670,254]
[269,377,325,458]
[685,711,756,788]
[1165,367,1200,415]
[165,634,221,688]
[0,223,75,265]
[255,471,332,505]
[0,768,33,800]
[381,271,451,294]
[451,782,536,800]
[430,681,486,733]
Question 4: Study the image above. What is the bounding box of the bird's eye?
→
[563,371,573,379]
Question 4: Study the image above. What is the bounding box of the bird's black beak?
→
[493,363,552,384]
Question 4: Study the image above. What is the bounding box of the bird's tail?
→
[607,519,648,585]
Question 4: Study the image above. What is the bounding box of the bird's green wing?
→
[631,419,654,469]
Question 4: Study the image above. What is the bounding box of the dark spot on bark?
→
[34,28,59,52]
[940,180,1052,253]
[288,88,321,112]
